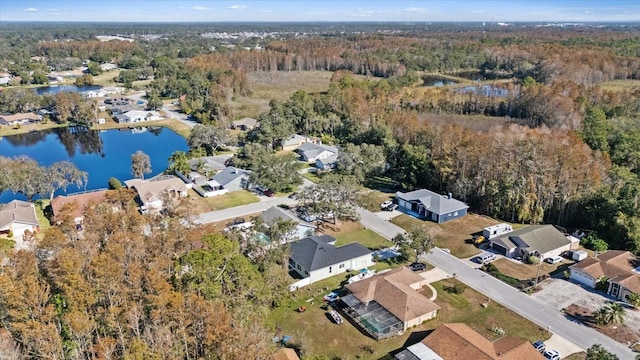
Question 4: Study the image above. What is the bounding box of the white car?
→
[380,200,393,209]
[543,349,560,360]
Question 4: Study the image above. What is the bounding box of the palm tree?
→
[626,292,640,308]
[594,303,626,325]
[605,303,626,325]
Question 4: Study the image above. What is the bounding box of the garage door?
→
[570,270,594,288]
[491,242,507,256]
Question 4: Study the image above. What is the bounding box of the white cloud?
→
[404,7,428,14]
[24,7,38,12]
[227,5,247,10]
[191,6,208,11]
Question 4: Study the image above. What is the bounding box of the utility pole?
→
[534,254,543,287]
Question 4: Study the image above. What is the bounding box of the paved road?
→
[194,196,296,224]
[421,249,636,359]
[356,207,405,240]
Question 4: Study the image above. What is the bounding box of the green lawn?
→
[334,228,391,250]
[0,238,15,256]
[34,199,51,237]
[301,171,323,184]
[204,190,259,210]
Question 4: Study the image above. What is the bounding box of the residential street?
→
[356,207,405,240]
[194,196,296,224]
[421,248,636,359]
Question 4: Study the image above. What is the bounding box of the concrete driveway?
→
[544,334,585,359]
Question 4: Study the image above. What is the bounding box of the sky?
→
[1,0,639,23]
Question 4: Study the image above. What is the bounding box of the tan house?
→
[0,112,42,126]
[51,190,109,223]
[395,323,545,360]
[280,134,314,151]
[341,267,440,339]
[125,176,188,213]
[489,225,577,259]
[0,200,39,238]
[570,250,640,303]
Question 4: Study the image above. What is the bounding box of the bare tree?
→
[131,151,151,179]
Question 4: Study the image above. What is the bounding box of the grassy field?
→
[202,190,259,210]
[599,79,640,92]
[357,190,395,213]
[267,276,548,360]
[232,71,335,118]
[326,221,391,250]
[34,199,52,237]
[391,213,500,258]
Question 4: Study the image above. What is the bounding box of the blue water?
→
[35,85,102,95]
[0,127,189,202]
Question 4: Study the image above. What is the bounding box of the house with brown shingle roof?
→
[341,267,440,340]
[51,189,109,224]
[125,176,187,213]
[394,323,545,360]
[0,200,39,238]
[570,250,640,303]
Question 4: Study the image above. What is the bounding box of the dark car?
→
[532,340,546,353]
[263,189,274,197]
[230,218,246,226]
[407,262,427,272]
[386,204,398,211]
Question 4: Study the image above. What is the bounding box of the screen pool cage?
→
[340,294,404,340]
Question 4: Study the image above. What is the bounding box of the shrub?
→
[108,177,122,189]
[7,230,13,238]
[527,255,540,265]
[443,283,466,294]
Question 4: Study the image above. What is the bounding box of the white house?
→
[258,206,316,242]
[0,200,39,238]
[289,235,373,288]
[295,142,339,162]
[113,110,161,123]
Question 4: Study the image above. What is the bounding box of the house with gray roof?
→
[231,117,258,131]
[258,206,315,242]
[395,189,468,223]
[315,154,339,170]
[211,166,250,192]
[295,142,339,162]
[0,200,39,238]
[489,224,576,259]
[289,235,373,288]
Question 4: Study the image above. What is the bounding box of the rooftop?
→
[396,189,469,215]
[290,235,371,272]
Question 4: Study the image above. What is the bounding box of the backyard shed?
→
[572,250,588,261]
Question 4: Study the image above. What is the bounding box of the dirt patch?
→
[564,304,640,345]
[392,213,499,258]
[318,220,363,236]
[492,258,569,280]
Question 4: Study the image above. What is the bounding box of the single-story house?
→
[0,200,39,238]
[99,63,118,72]
[231,117,258,131]
[489,224,576,259]
[0,112,43,126]
[289,235,373,287]
[395,189,468,223]
[394,323,545,360]
[125,176,188,212]
[342,267,440,340]
[315,154,339,170]
[211,166,250,193]
[187,155,231,176]
[570,250,640,303]
[295,142,339,163]
[258,206,316,242]
[113,110,161,123]
[51,189,109,224]
[281,134,314,151]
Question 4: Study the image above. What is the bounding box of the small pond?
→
[422,75,459,87]
[35,85,102,95]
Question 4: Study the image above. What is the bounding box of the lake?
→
[422,75,458,87]
[35,85,102,95]
[0,126,189,202]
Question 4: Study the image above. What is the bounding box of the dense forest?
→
[2,22,640,358]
